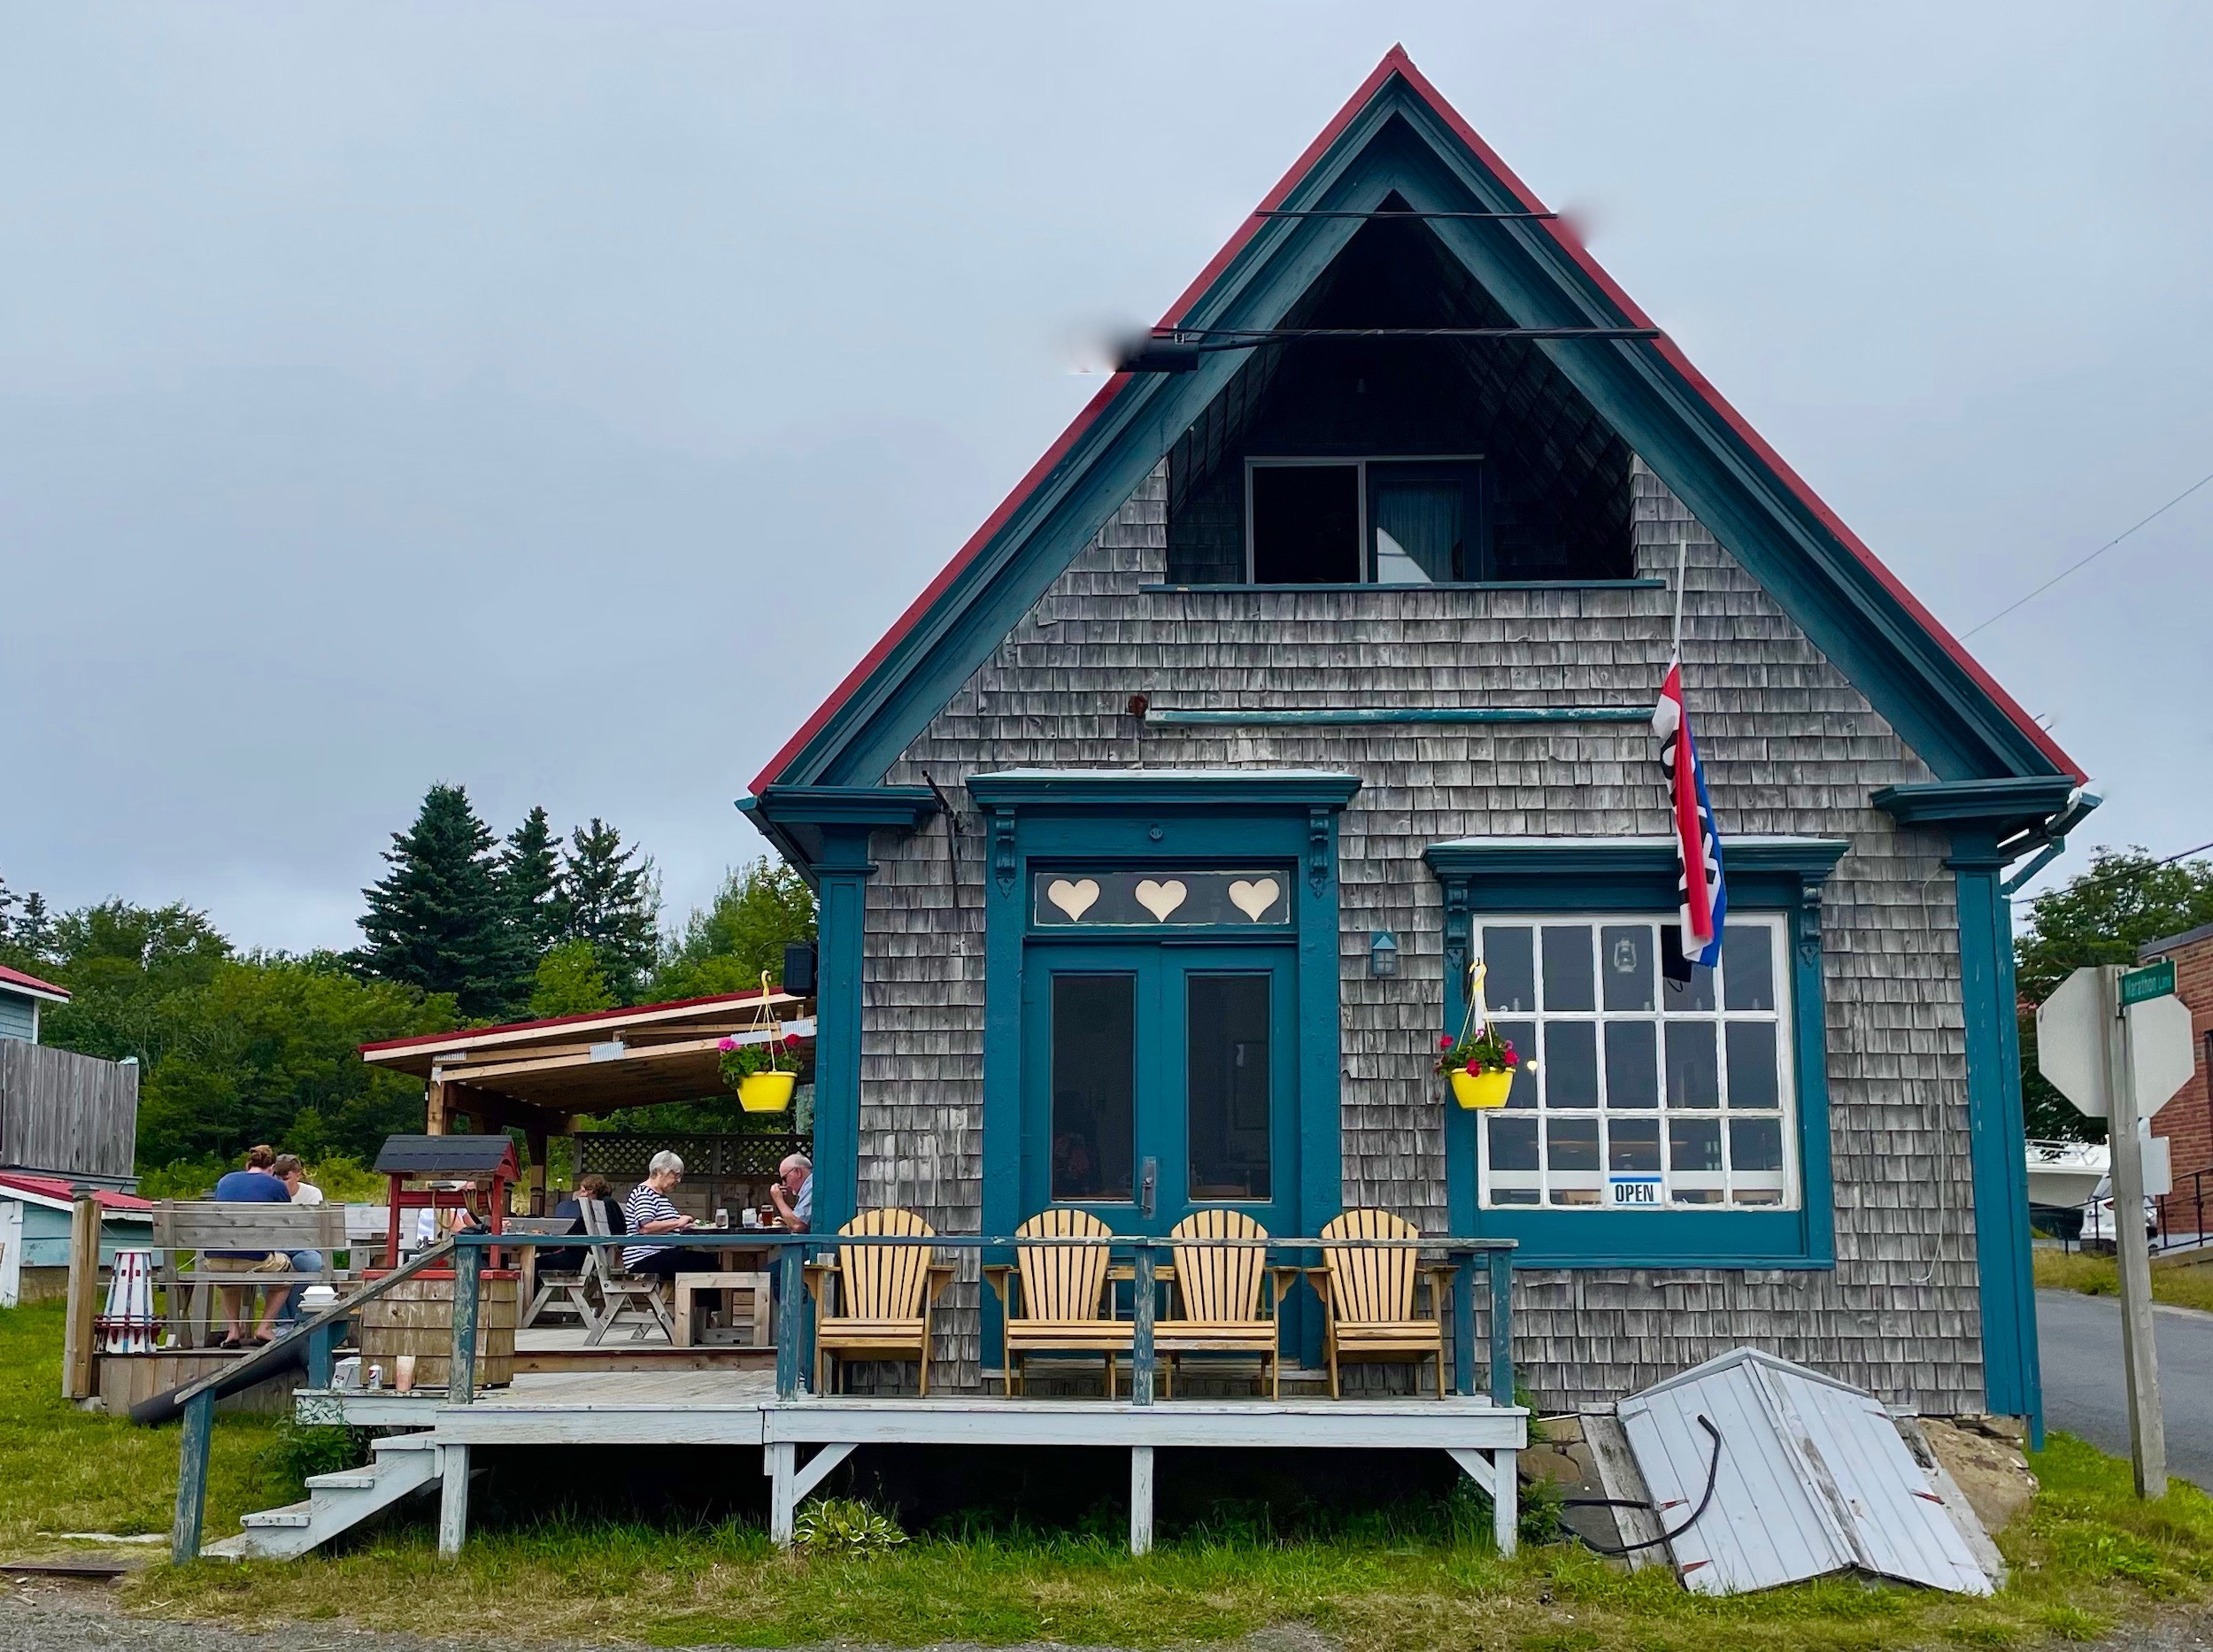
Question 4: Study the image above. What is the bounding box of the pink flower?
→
[718,1038,736,1052]
[1438,1035,1455,1050]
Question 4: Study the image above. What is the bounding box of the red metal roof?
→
[0,1171,152,1213]
[0,963,70,1001]
[751,45,2081,795]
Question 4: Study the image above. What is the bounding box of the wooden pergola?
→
[359,989,813,1212]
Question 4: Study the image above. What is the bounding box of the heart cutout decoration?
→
[1046,878,1100,921]
[1134,878,1188,922]
[1228,877,1281,922]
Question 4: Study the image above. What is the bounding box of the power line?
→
[2021,837,2213,902]
[1962,465,2213,638]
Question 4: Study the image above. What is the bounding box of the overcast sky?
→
[4,3,2209,954]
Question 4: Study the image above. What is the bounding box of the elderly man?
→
[622,1150,709,1278]
[768,1153,812,1234]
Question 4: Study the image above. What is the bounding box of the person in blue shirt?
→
[209,1145,296,1347]
[768,1153,813,1234]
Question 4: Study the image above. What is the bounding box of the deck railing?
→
[169,1227,1520,1562]
[438,1228,1519,1408]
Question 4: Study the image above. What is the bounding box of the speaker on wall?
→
[782,941,819,997]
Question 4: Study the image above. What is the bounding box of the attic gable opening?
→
[1167,203,1635,586]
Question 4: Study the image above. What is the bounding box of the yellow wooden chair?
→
[1309,1208,1453,1399]
[983,1208,1133,1395]
[1155,1208,1292,1398]
[804,1208,953,1395]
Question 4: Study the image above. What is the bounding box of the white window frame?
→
[1472,913,1800,1213]
[1244,454,1484,583]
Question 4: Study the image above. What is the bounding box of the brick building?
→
[742,50,2092,1427]
[2137,922,2213,1212]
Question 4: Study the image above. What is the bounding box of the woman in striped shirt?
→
[622,1151,706,1277]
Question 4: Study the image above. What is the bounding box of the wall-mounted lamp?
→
[1369,930,1400,978]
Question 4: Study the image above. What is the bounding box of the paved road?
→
[2038,1288,2213,1489]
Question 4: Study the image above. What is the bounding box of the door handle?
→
[1140,1157,1157,1219]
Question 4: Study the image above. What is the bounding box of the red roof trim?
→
[752,45,2080,793]
[0,963,70,1001]
[358,987,794,1056]
[0,1171,152,1212]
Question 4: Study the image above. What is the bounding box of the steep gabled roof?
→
[0,964,70,1004]
[752,47,2080,799]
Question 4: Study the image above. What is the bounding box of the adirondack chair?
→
[804,1207,954,1394]
[580,1196,676,1345]
[1155,1209,1293,1398]
[983,1208,1133,1396]
[1308,1208,1453,1399]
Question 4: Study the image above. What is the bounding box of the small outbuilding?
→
[0,1171,153,1308]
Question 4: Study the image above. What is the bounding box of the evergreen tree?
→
[498,806,564,961]
[558,818,659,1003]
[355,783,525,1018]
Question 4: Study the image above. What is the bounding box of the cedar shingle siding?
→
[853,459,1981,1415]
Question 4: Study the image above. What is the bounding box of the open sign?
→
[1609,1175,1662,1208]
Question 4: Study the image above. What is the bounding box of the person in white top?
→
[271,1154,326,1328]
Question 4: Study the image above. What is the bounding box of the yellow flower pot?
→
[738,1070,798,1114]
[1449,1067,1515,1110]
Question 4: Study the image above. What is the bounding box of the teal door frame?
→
[968,769,1361,1376]
[1020,941,1299,1237]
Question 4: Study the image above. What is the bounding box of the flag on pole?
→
[1652,655,1726,967]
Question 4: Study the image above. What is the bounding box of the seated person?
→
[621,1152,711,1278]
[270,1153,327,1330]
[768,1152,813,1234]
[206,1145,297,1347]
[542,1173,621,1272]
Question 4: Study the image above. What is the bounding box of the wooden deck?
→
[304,1369,1528,1556]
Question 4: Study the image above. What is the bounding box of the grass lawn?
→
[2035,1249,2213,1314]
[4,1301,2210,1651]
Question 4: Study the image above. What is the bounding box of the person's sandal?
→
[220,1336,243,1350]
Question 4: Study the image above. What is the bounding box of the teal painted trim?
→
[1948,829,2042,1424]
[1137,580,1668,594]
[976,785,1353,1368]
[809,823,877,1239]
[742,786,938,884]
[766,75,2069,795]
[1425,836,1850,881]
[1430,836,1839,1269]
[1872,778,2075,834]
[1145,707,1650,728]
[968,770,1362,810]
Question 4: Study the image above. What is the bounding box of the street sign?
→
[2127,993,2196,1117]
[2121,958,2176,1007]
[2037,968,2109,1118]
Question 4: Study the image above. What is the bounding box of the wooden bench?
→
[150,1201,351,1349]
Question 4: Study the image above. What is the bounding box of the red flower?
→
[1438,1034,1455,1050]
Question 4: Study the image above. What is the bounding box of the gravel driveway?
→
[4,1579,2209,1652]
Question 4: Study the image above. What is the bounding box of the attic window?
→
[1247,457,1484,584]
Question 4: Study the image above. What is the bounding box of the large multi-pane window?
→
[1476,915,1796,1211]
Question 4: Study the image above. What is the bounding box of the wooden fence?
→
[0,1040,138,1183]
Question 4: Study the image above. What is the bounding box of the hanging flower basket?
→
[719,971,805,1115]
[1448,1066,1515,1110]
[1437,960,1533,1111]
[736,1069,798,1114]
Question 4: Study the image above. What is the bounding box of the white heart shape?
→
[1046,878,1100,921]
[1133,878,1188,922]
[1228,877,1280,922]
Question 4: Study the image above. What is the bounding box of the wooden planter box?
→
[358,1272,519,1390]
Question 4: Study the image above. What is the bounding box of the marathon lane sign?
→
[2121,959,2176,1008]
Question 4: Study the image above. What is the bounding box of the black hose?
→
[1558,1413,1723,1556]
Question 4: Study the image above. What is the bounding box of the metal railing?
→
[2155,1168,2209,1254]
